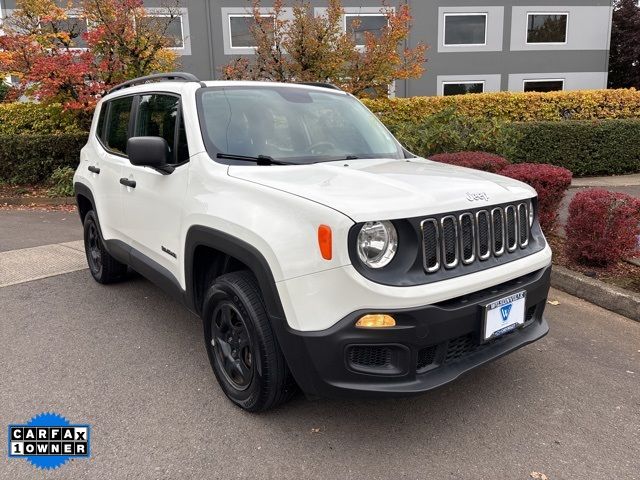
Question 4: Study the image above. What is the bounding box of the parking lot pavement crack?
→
[58,240,86,252]
[0,242,87,288]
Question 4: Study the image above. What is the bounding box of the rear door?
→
[92,95,134,241]
[120,92,191,279]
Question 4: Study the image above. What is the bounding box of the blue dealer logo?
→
[8,412,91,470]
[500,304,513,322]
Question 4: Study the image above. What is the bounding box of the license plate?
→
[483,291,527,341]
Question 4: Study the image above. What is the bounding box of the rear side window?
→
[104,96,134,155]
[96,103,108,142]
[134,93,189,164]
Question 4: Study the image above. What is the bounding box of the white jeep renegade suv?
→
[74,72,552,412]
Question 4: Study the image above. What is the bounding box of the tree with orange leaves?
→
[220,0,427,97]
[0,0,181,111]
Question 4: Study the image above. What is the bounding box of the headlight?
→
[528,199,535,226]
[357,221,398,268]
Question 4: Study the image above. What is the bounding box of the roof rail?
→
[297,82,342,91]
[107,72,205,95]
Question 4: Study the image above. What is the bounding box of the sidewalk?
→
[570,173,640,189]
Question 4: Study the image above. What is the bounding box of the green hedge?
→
[378,109,640,177]
[0,133,88,184]
[363,89,640,124]
[0,103,87,135]
[510,119,640,176]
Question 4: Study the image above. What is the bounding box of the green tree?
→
[221,0,427,97]
[609,0,640,88]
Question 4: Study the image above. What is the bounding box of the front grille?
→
[347,346,392,368]
[421,202,531,274]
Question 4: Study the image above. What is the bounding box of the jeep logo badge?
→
[466,192,490,202]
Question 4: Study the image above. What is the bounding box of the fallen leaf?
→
[547,300,560,306]
[531,472,549,480]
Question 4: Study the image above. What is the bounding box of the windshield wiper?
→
[216,153,293,166]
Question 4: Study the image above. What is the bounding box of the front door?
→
[92,95,135,241]
[120,93,191,281]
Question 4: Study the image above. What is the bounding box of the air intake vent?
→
[347,345,391,369]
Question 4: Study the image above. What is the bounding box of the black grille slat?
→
[518,203,530,247]
[460,213,475,264]
[441,216,458,268]
[422,219,440,272]
[492,208,505,255]
[505,205,517,252]
[477,210,491,260]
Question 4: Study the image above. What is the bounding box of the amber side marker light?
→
[318,225,332,260]
[355,314,396,328]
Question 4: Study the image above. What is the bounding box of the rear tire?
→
[203,270,296,412]
[83,210,128,284]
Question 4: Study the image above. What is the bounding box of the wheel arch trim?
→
[184,225,286,321]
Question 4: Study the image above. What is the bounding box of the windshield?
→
[196,86,404,164]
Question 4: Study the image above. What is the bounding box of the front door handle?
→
[88,165,100,174]
[119,178,136,188]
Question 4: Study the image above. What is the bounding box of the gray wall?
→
[1,0,613,97]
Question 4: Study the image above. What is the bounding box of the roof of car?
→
[105,74,344,97]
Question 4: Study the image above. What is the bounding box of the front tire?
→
[83,210,127,284]
[203,271,296,412]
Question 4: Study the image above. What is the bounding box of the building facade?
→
[0,0,613,97]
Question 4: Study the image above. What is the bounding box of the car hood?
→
[228,157,536,222]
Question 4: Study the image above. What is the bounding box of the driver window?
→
[134,94,190,164]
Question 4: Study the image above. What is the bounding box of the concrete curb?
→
[0,196,75,206]
[551,265,640,322]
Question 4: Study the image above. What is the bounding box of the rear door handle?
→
[119,178,136,188]
[88,165,100,174]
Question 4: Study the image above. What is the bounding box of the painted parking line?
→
[0,240,87,287]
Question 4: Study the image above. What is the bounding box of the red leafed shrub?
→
[430,151,509,173]
[500,163,573,232]
[565,189,640,266]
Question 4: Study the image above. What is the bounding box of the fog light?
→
[355,314,396,328]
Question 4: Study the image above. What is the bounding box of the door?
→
[92,95,134,241]
[120,93,191,280]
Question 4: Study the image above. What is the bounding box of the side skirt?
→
[103,239,188,308]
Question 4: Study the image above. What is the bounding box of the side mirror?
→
[127,137,171,168]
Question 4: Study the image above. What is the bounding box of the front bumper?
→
[275,265,551,398]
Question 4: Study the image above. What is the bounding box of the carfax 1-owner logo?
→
[8,412,91,470]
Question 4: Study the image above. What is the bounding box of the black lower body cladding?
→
[274,265,551,399]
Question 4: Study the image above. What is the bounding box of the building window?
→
[229,15,273,48]
[42,16,89,49]
[139,15,184,49]
[344,14,387,46]
[526,13,568,44]
[443,13,487,46]
[443,81,485,96]
[523,79,564,92]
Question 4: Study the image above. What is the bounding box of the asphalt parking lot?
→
[1,210,639,479]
